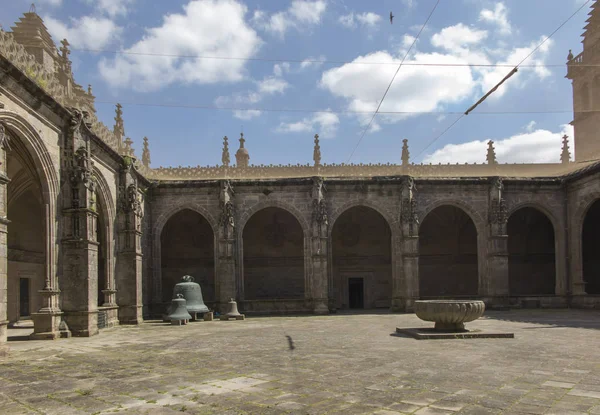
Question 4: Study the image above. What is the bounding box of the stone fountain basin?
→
[415,300,485,331]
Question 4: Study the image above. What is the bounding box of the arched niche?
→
[242,207,304,300]
[419,205,478,298]
[160,209,215,304]
[330,205,392,309]
[508,207,556,296]
[582,199,600,294]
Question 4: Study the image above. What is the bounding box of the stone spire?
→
[222,136,230,167]
[313,134,321,167]
[113,103,125,143]
[10,7,58,71]
[235,132,250,168]
[142,137,151,167]
[401,139,410,165]
[561,134,571,164]
[486,140,497,165]
[123,137,134,157]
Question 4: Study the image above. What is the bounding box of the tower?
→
[567,1,600,161]
[235,133,250,168]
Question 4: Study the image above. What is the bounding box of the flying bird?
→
[390,11,394,24]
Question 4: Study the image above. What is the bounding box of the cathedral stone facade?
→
[2,6,600,350]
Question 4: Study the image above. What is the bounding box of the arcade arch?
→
[330,205,392,309]
[419,205,479,298]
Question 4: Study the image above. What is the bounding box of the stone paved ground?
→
[2,310,600,414]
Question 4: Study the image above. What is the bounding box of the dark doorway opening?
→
[19,278,30,318]
[348,278,364,309]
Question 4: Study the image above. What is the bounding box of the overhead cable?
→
[414,0,592,161]
[346,0,441,163]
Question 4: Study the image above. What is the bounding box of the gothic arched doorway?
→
[6,135,47,326]
[242,207,304,300]
[583,199,600,294]
[508,207,556,296]
[419,205,478,298]
[331,206,392,310]
[160,209,215,305]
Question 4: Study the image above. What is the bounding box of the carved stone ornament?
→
[0,122,10,151]
[219,180,235,228]
[119,183,142,215]
[70,146,92,186]
[69,108,85,139]
[401,198,419,226]
[311,177,328,226]
[489,198,508,225]
[313,199,328,226]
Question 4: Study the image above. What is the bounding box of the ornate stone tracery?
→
[488,177,508,226]
[400,176,419,236]
[311,176,328,227]
[219,180,235,230]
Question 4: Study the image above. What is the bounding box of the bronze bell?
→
[172,275,209,320]
[220,298,245,320]
[168,294,192,325]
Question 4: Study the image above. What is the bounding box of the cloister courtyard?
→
[1,309,600,415]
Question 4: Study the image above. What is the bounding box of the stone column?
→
[59,111,98,337]
[485,177,509,308]
[31,203,67,339]
[393,177,419,312]
[310,177,329,314]
[0,125,9,353]
[216,180,236,311]
[115,161,144,324]
[61,153,99,336]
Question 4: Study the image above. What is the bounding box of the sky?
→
[2,0,593,167]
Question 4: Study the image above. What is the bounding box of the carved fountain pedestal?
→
[415,300,485,332]
[396,300,514,340]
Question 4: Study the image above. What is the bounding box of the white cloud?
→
[273,62,290,77]
[233,110,262,120]
[339,12,381,29]
[300,55,326,70]
[98,0,262,92]
[478,36,554,99]
[479,2,511,35]
[44,15,121,49]
[525,121,537,132]
[276,111,340,137]
[320,50,476,127]
[84,0,135,17]
[431,24,488,51]
[39,0,62,6]
[423,124,573,164]
[215,72,289,120]
[319,16,553,130]
[253,0,326,37]
[257,77,289,94]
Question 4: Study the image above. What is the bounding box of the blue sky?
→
[2,0,592,167]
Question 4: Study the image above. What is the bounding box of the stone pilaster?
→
[393,176,419,312]
[60,110,99,337]
[311,177,329,314]
[486,177,509,308]
[116,159,144,324]
[0,126,9,353]
[217,180,236,311]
